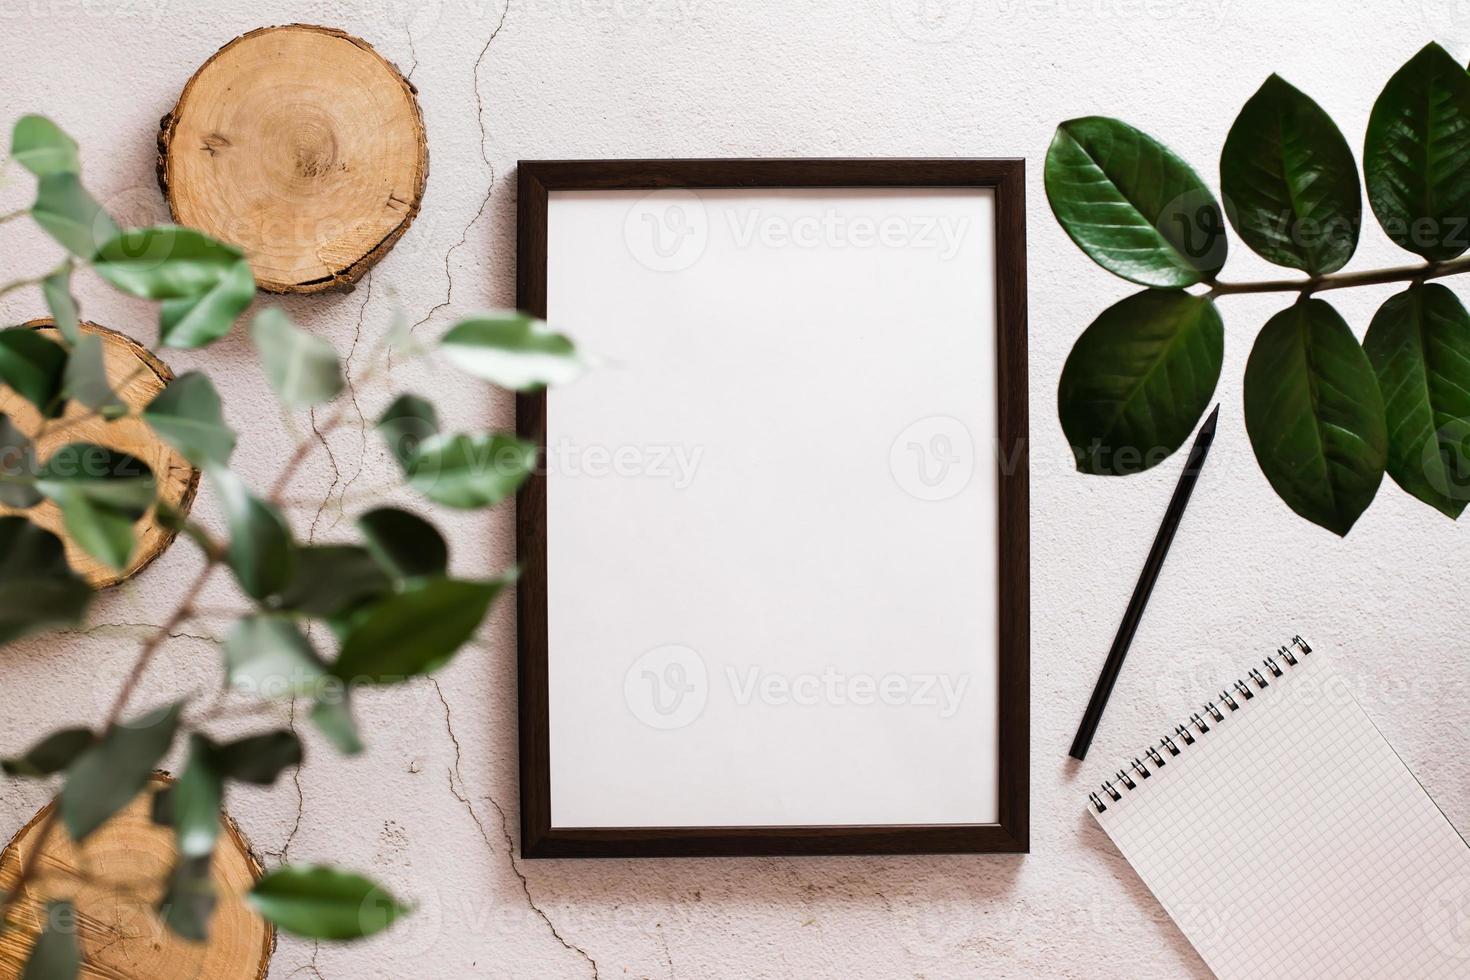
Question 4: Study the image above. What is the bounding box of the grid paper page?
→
[1090,646,1470,979]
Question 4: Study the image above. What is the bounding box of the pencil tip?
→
[1203,404,1220,430]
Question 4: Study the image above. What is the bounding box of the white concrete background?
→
[2,1,1469,977]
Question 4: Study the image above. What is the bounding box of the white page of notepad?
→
[1091,647,1470,979]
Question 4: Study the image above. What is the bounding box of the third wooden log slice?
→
[158,24,428,293]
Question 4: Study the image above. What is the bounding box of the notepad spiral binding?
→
[1088,635,1311,815]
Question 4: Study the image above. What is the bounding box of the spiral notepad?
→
[1089,637,1470,979]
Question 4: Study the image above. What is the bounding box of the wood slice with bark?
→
[0,775,273,979]
[0,320,198,588]
[158,23,429,294]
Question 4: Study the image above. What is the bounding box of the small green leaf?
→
[172,734,221,859]
[0,517,91,644]
[1364,43,1470,261]
[2,728,92,778]
[0,327,67,418]
[376,395,438,471]
[274,545,393,618]
[1363,283,1470,518]
[224,615,327,699]
[92,226,242,298]
[12,115,80,177]
[61,701,183,842]
[1045,116,1227,287]
[1220,75,1361,274]
[1244,298,1387,535]
[1058,290,1223,476]
[31,172,117,258]
[42,263,80,346]
[357,508,448,580]
[209,465,294,599]
[439,312,583,390]
[159,259,255,349]
[36,445,155,572]
[21,901,80,980]
[212,730,302,785]
[310,697,363,756]
[407,433,536,509]
[159,855,216,943]
[251,309,343,408]
[0,415,42,508]
[62,333,126,420]
[249,865,409,940]
[143,373,235,467]
[334,576,513,684]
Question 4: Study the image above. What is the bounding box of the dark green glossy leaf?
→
[1058,290,1223,475]
[209,465,294,599]
[0,327,67,418]
[0,517,90,644]
[333,575,514,684]
[62,334,126,420]
[36,445,155,572]
[158,855,215,943]
[376,394,438,471]
[61,701,182,842]
[159,259,255,349]
[407,433,536,509]
[274,545,393,618]
[213,730,302,785]
[2,728,92,778]
[224,615,327,699]
[311,697,363,756]
[12,115,79,177]
[1244,299,1387,535]
[42,263,80,346]
[251,309,342,408]
[357,508,448,580]
[249,865,409,940]
[1045,116,1227,287]
[440,313,583,390]
[143,373,235,467]
[21,901,80,980]
[92,227,242,299]
[172,734,221,859]
[1363,283,1470,518]
[0,415,41,508]
[31,172,117,258]
[1364,43,1470,261]
[1220,74,1361,274]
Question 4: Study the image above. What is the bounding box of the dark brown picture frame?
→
[516,159,1029,858]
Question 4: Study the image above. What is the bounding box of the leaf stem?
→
[1208,255,1470,297]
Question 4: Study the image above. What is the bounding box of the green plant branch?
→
[1207,254,1470,297]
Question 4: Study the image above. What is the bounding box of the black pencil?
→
[1068,404,1220,762]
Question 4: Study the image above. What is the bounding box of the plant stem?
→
[103,560,218,729]
[1209,255,1470,296]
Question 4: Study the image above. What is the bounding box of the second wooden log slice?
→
[158,24,428,293]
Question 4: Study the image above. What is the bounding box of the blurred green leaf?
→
[160,259,255,349]
[376,394,438,471]
[440,313,583,390]
[1244,298,1387,535]
[0,327,67,418]
[310,698,363,756]
[61,701,182,842]
[143,373,235,467]
[249,865,409,940]
[42,262,80,346]
[1364,43,1470,261]
[407,433,536,509]
[334,575,514,683]
[12,115,79,177]
[21,900,80,980]
[209,465,294,598]
[31,172,117,258]
[274,545,392,619]
[158,855,215,943]
[62,333,126,420]
[212,730,302,785]
[251,309,343,408]
[0,517,91,644]
[0,415,42,508]
[92,226,242,299]
[224,615,327,699]
[1220,74,1361,274]
[2,728,92,778]
[1045,116,1227,287]
[172,734,221,859]
[357,508,448,580]
[151,784,174,826]
[36,445,155,572]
